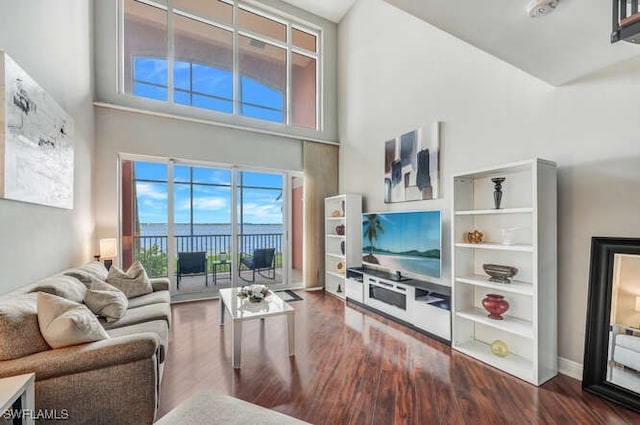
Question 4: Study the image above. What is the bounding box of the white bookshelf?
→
[325,194,362,299]
[451,158,557,386]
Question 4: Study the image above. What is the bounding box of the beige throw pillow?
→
[84,279,128,323]
[0,293,50,360]
[64,269,97,287]
[37,292,109,349]
[29,275,87,303]
[78,261,109,281]
[106,261,153,299]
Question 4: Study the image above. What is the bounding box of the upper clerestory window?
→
[122,0,320,130]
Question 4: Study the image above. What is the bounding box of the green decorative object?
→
[490,340,510,357]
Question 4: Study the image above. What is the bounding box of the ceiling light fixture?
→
[527,0,559,18]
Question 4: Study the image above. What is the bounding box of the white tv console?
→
[345,267,451,343]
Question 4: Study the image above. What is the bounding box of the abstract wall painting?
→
[384,121,440,203]
[0,51,74,209]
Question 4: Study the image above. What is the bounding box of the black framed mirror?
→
[583,237,640,412]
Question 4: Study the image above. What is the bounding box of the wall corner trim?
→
[558,356,583,381]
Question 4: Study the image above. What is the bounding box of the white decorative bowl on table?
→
[237,284,271,302]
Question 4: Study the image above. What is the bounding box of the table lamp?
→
[99,238,118,270]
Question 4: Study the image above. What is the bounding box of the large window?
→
[121,159,290,292]
[123,0,320,129]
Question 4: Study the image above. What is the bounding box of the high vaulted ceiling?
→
[281,0,640,86]
[280,0,356,23]
[384,0,640,85]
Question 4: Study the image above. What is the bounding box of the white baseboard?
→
[558,357,583,381]
[305,286,324,292]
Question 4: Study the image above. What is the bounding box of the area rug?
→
[275,289,303,302]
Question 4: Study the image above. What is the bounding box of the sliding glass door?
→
[120,157,291,297]
[237,171,286,288]
[173,164,232,294]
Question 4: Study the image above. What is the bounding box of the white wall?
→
[0,0,95,292]
[338,0,640,365]
[94,106,303,240]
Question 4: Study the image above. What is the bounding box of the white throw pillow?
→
[84,279,128,323]
[37,292,109,349]
[106,261,153,299]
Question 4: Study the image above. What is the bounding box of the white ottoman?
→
[155,391,310,425]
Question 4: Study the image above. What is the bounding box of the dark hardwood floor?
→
[157,290,640,424]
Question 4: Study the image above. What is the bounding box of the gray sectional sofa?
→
[0,262,171,424]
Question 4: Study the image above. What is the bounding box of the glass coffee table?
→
[218,287,295,368]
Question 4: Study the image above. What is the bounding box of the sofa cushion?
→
[616,333,640,352]
[150,277,170,292]
[37,292,110,349]
[106,320,168,363]
[0,293,51,360]
[29,275,87,303]
[127,290,171,309]
[84,279,128,322]
[107,261,153,299]
[101,302,172,330]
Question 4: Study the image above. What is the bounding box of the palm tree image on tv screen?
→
[362,211,441,279]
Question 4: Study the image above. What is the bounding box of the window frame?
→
[119,0,322,130]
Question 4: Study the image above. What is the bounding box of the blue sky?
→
[133,57,283,123]
[363,211,440,253]
[134,162,283,225]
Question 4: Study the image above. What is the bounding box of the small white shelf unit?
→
[325,194,362,299]
[451,158,557,386]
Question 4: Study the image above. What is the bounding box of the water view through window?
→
[122,160,285,291]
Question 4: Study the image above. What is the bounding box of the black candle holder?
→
[491,177,506,209]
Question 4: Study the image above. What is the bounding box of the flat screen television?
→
[362,210,441,281]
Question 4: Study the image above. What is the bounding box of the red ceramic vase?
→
[481,294,509,320]
[335,224,345,235]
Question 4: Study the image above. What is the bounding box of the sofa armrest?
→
[150,277,170,292]
[0,332,160,381]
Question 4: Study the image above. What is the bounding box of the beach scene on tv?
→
[362,211,441,279]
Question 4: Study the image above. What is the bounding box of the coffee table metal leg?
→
[287,312,295,357]
[232,320,242,368]
[220,299,225,325]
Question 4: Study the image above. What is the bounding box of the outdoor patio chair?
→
[239,248,276,282]
[177,251,208,289]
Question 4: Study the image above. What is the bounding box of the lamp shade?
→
[636,296,640,312]
[99,238,118,259]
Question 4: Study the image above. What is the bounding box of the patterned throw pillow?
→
[84,279,128,322]
[37,292,109,349]
[106,261,153,299]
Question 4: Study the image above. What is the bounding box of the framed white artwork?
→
[0,51,74,209]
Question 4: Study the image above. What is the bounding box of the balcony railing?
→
[133,233,283,278]
[612,0,640,43]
